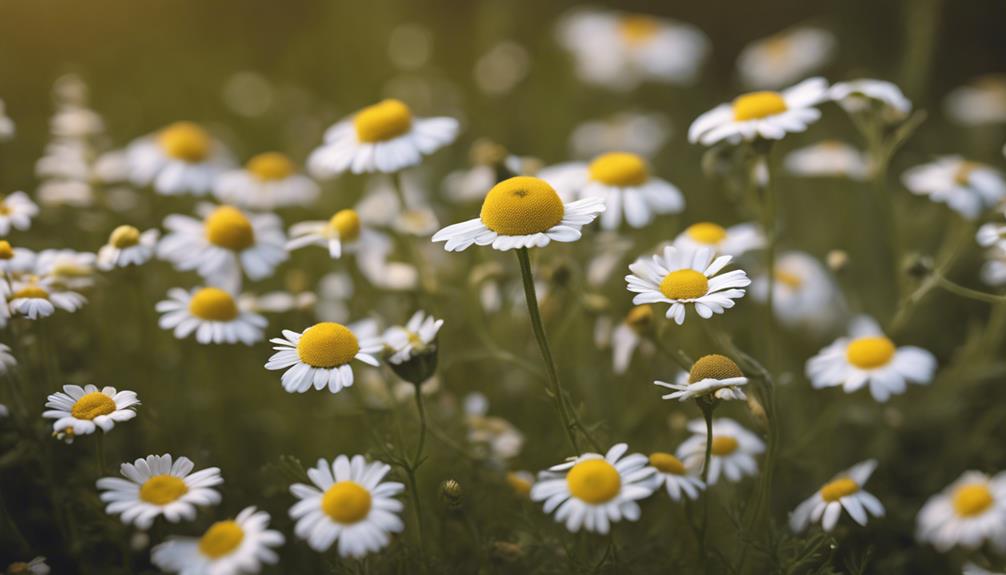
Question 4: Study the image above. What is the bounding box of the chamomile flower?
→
[673,221,765,257]
[432,176,605,252]
[917,471,1006,552]
[382,310,443,365]
[569,111,671,160]
[977,217,1006,251]
[751,251,845,333]
[902,156,1006,220]
[126,122,232,195]
[944,75,1006,126]
[214,152,320,210]
[156,287,267,345]
[677,418,764,484]
[96,454,223,530]
[609,304,654,374]
[737,27,834,89]
[3,557,49,574]
[688,77,829,146]
[308,99,458,177]
[784,140,870,180]
[829,79,912,120]
[7,278,86,319]
[286,209,375,259]
[539,152,684,230]
[790,460,885,532]
[626,246,751,325]
[289,455,405,557]
[151,506,284,575]
[96,225,159,270]
[0,192,39,236]
[33,249,97,290]
[648,452,704,501]
[265,321,383,394]
[43,384,139,440]
[655,354,748,402]
[530,443,657,534]
[464,393,524,462]
[806,316,937,402]
[158,204,287,292]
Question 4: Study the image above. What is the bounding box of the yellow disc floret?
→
[158,122,212,163]
[732,91,788,121]
[775,268,803,289]
[710,436,739,456]
[109,225,141,249]
[618,15,660,44]
[649,452,686,475]
[659,269,709,300]
[588,152,649,187]
[566,459,621,504]
[322,481,372,524]
[11,285,49,300]
[205,206,255,251]
[188,287,239,322]
[480,176,565,236]
[198,520,245,559]
[0,240,14,260]
[686,222,728,245]
[954,161,979,186]
[689,354,743,383]
[953,483,994,517]
[70,392,116,420]
[247,152,295,181]
[297,322,360,368]
[354,99,413,143]
[846,336,896,369]
[506,472,533,496]
[139,475,189,505]
[625,304,653,332]
[330,209,361,242]
[820,477,859,502]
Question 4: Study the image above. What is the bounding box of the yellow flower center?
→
[188,287,239,322]
[845,336,896,369]
[198,520,245,559]
[686,222,727,245]
[11,285,49,300]
[479,176,565,236]
[70,392,116,420]
[329,209,361,242]
[954,161,979,186]
[953,483,995,517]
[820,477,859,502]
[506,472,533,496]
[732,91,788,121]
[618,15,660,44]
[588,152,649,187]
[246,151,295,181]
[775,268,803,289]
[625,304,653,331]
[689,354,743,383]
[204,206,255,251]
[710,436,739,456]
[566,459,621,504]
[0,201,9,216]
[322,481,372,524]
[139,475,189,505]
[354,99,413,143]
[0,240,13,260]
[158,122,211,163]
[659,269,709,300]
[649,452,686,475]
[296,322,360,368]
[109,225,141,249]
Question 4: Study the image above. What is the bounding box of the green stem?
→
[934,275,1006,304]
[700,404,714,484]
[96,432,107,475]
[411,384,428,468]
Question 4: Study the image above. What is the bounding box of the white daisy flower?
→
[382,310,443,365]
[7,279,86,319]
[673,221,765,257]
[569,111,671,160]
[126,122,232,195]
[902,156,1006,220]
[0,192,39,236]
[33,249,97,290]
[751,251,845,334]
[805,316,937,402]
[3,557,49,575]
[156,287,267,346]
[463,393,525,462]
[677,418,765,485]
[432,176,605,252]
[784,140,870,180]
[96,454,223,530]
[830,79,912,119]
[539,152,684,230]
[43,384,139,440]
[0,343,16,374]
[655,354,748,402]
[96,225,159,271]
[158,204,288,292]
[625,245,751,325]
[286,209,378,259]
[556,8,709,90]
[214,151,320,210]
[737,27,834,89]
[289,455,405,558]
[977,216,1006,251]
[308,99,458,177]
[151,506,284,575]
[609,304,654,375]
[530,443,658,534]
[790,460,885,532]
[944,75,1006,126]
[688,77,829,146]
[917,471,1006,553]
[647,452,704,501]
[265,321,382,394]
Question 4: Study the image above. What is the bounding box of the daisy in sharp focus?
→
[214,151,320,210]
[265,321,382,394]
[737,27,834,89]
[0,192,39,236]
[655,353,748,402]
[308,99,458,177]
[96,225,159,270]
[902,156,1006,220]
[286,209,376,259]
[289,455,405,558]
[677,418,764,485]
[806,315,937,402]
[96,454,223,530]
[790,460,885,532]
[151,506,284,575]
[648,452,704,501]
[673,221,765,257]
[530,443,657,534]
[917,471,1006,552]
[539,151,684,230]
[156,287,267,345]
[43,384,139,441]
[126,121,232,196]
[7,278,86,319]
[432,176,605,252]
[625,245,751,325]
[784,140,870,181]
[751,251,845,334]
[688,77,829,146]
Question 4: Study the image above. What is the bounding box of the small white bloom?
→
[214,151,319,210]
[902,156,1006,220]
[8,278,86,319]
[383,310,443,365]
[43,384,140,440]
[3,557,49,575]
[151,506,284,575]
[784,140,870,180]
[647,452,705,501]
[677,418,765,485]
[917,471,1006,553]
[830,79,912,119]
[673,221,765,257]
[751,251,845,334]
[655,354,748,402]
[790,460,885,532]
[569,111,671,159]
[287,209,374,260]
[265,321,383,394]
[737,27,834,89]
[944,75,1006,126]
[0,192,39,236]
[96,226,158,270]
[126,122,233,196]
[156,287,267,346]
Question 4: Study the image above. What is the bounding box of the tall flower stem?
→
[700,403,715,484]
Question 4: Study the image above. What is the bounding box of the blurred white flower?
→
[0,99,14,141]
[97,225,159,270]
[917,471,1006,553]
[464,392,524,462]
[569,111,671,160]
[215,152,319,211]
[152,507,284,575]
[784,140,870,180]
[156,287,267,346]
[648,452,704,501]
[673,221,764,257]
[830,79,911,120]
[902,156,1006,220]
[677,418,764,485]
[737,27,834,89]
[0,192,38,236]
[945,75,1006,126]
[751,251,845,333]
[126,122,233,196]
[474,41,530,96]
[790,460,884,532]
